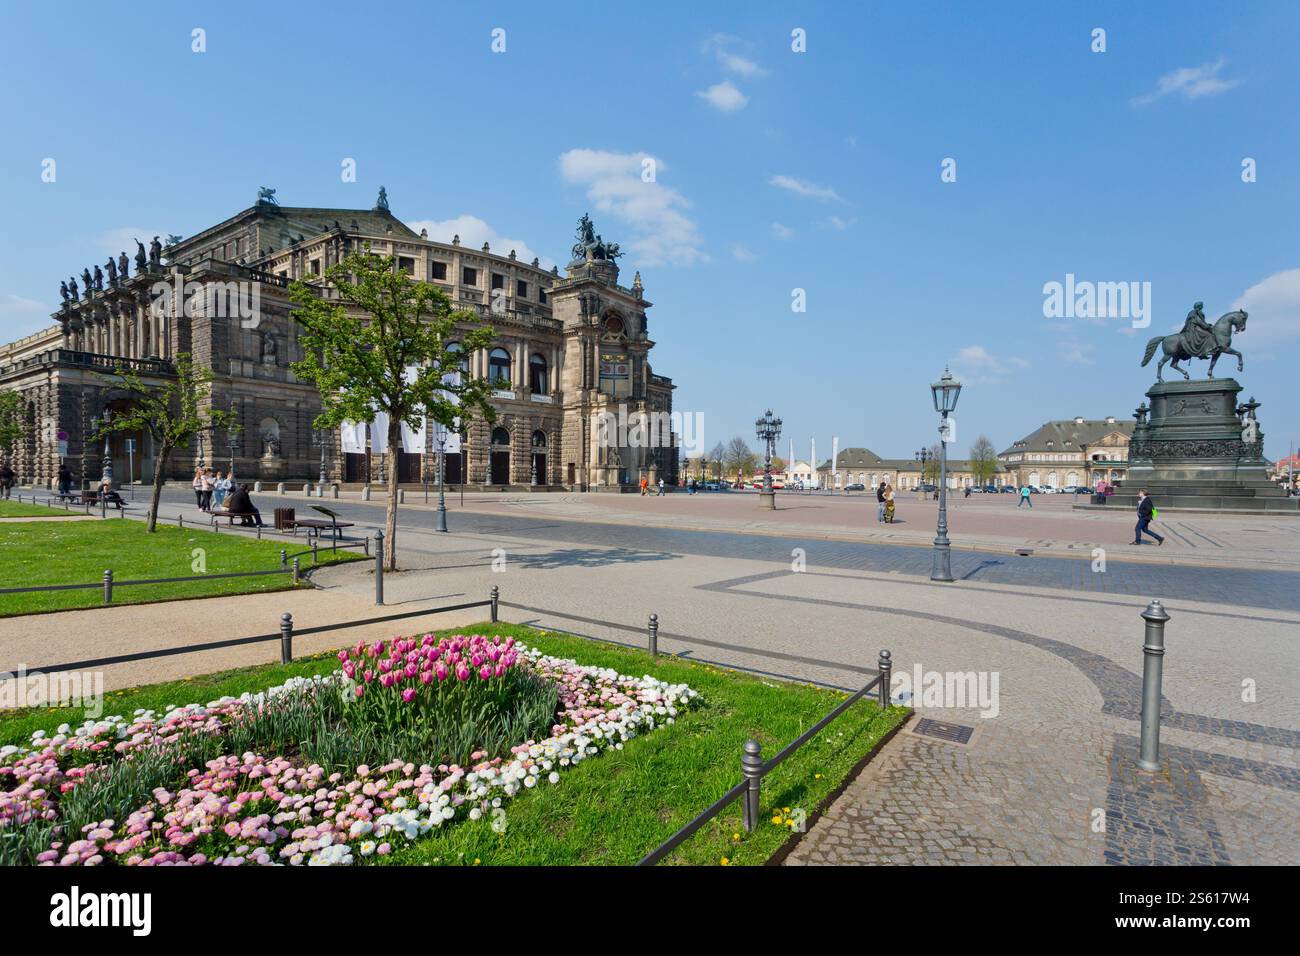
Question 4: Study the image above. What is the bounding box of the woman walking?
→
[192,467,204,508]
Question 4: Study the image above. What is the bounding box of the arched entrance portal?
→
[489,427,511,485]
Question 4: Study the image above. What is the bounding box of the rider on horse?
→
[1180,302,1216,358]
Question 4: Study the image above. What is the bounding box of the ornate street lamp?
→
[228,430,239,475]
[755,409,782,510]
[929,366,963,582]
[915,447,933,500]
[317,427,328,496]
[434,425,449,533]
[99,408,113,487]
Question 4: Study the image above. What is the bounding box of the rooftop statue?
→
[105,256,117,285]
[570,213,622,263]
[257,186,278,205]
[375,186,389,212]
[118,251,130,279]
[134,239,147,273]
[60,280,70,305]
[1141,303,1248,382]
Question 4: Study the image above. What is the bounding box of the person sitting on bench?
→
[225,483,264,527]
[97,477,126,509]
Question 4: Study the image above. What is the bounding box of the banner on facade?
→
[340,421,366,454]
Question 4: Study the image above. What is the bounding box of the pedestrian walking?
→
[883,482,896,523]
[876,480,887,522]
[199,468,215,511]
[640,475,648,496]
[657,477,665,496]
[192,467,205,508]
[1018,484,1033,508]
[0,462,13,499]
[1132,489,1164,546]
[57,463,72,497]
[212,470,231,510]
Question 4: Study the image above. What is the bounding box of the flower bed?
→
[0,637,698,866]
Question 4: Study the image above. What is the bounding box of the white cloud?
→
[731,244,756,262]
[0,293,55,340]
[406,214,552,270]
[826,215,856,231]
[769,175,840,201]
[1131,57,1241,106]
[952,345,1030,384]
[1232,268,1300,343]
[718,51,765,77]
[771,222,793,239]
[1057,341,1095,365]
[559,149,706,267]
[697,80,748,113]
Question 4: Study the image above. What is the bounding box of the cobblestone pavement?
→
[20,485,1295,865]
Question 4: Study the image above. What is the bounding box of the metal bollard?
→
[312,539,318,564]
[178,514,183,529]
[292,557,300,585]
[279,612,293,664]
[490,585,499,623]
[1137,599,1170,771]
[741,739,764,832]
[648,613,659,657]
[363,536,369,557]
[280,549,287,568]
[102,569,113,605]
[878,649,893,708]
[374,530,384,605]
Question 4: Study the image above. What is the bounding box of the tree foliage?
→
[289,248,498,569]
[98,353,235,532]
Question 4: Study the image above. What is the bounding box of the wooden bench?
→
[209,508,260,526]
[80,489,127,510]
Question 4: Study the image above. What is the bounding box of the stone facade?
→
[0,193,677,491]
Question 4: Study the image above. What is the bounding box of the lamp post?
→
[915,447,933,500]
[317,427,327,495]
[99,408,113,487]
[227,431,239,475]
[930,367,962,582]
[755,409,782,510]
[434,426,448,532]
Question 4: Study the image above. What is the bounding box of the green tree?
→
[289,248,497,570]
[968,435,998,486]
[98,353,236,532]
[0,389,24,464]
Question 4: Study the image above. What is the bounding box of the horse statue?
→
[1141,308,1248,382]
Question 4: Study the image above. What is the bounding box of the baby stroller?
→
[883,498,896,523]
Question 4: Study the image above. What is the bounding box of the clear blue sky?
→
[2,1,1297,460]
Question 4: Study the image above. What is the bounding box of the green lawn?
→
[0,622,907,866]
[0,499,68,518]
[0,518,362,616]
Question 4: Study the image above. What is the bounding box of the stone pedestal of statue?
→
[1112,378,1296,511]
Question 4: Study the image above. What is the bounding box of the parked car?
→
[1001,486,1017,493]
[921,484,938,494]
[984,485,998,493]
[844,482,866,492]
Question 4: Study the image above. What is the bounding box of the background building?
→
[813,446,1003,491]
[0,191,677,491]
[998,416,1133,489]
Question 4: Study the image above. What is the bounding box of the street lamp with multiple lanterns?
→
[915,446,933,500]
[929,366,963,582]
[755,408,782,510]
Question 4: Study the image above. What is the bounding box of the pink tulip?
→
[479,664,492,681]
[337,651,349,662]
[420,670,433,685]
[401,689,416,703]
[455,663,470,682]
[435,663,449,682]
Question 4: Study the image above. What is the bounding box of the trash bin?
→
[274,507,296,530]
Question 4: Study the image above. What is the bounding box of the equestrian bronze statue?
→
[1141,302,1248,381]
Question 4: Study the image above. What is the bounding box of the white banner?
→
[831,435,840,488]
[370,411,389,451]
[340,421,366,454]
[401,416,426,454]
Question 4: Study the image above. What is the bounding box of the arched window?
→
[531,429,547,448]
[491,427,510,446]
[529,353,548,395]
[1028,471,1039,487]
[488,348,511,385]
[1048,471,1058,488]
[447,342,469,379]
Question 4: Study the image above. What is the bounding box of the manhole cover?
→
[913,718,975,744]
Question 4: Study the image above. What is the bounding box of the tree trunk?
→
[386,418,401,571]
[147,445,170,532]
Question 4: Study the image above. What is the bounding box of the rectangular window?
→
[491,273,505,291]
[430,260,447,281]
[538,287,548,304]
[516,279,528,298]
[398,256,415,275]
[310,259,321,275]
[462,266,477,286]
